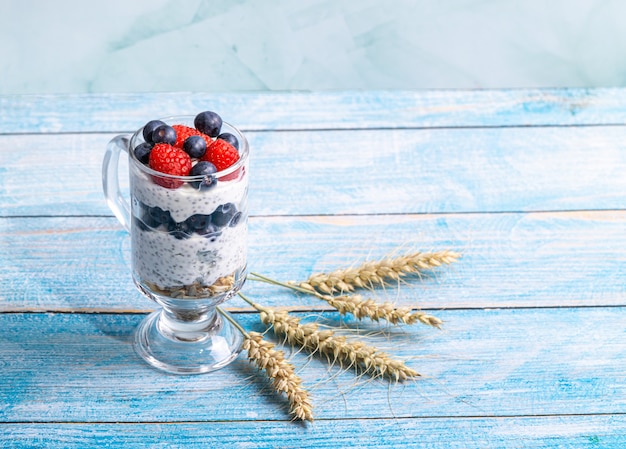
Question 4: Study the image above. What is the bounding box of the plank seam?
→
[2,208,626,220]
[1,304,625,315]
[2,122,626,137]
[1,411,625,425]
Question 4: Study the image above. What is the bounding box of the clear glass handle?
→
[102,134,132,232]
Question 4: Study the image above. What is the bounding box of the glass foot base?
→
[134,309,243,374]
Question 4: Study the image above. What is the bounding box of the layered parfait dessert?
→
[128,111,248,301]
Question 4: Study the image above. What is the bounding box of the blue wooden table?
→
[1,88,625,447]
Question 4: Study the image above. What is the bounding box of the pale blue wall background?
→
[1,0,625,94]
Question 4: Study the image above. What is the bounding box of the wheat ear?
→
[240,294,419,381]
[217,308,314,422]
[249,272,442,328]
[321,293,443,328]
[298,250,461,294]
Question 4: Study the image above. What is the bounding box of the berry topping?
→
[143,120,166,143]
[189,161,217,190]
[172,124,211,149]
[202,139,240,172]
[152,125,177,145]
[134,142,153,164]
[183,135,208,159]
[148,143,192,189]
[194,111,223,137]
[217,132,239,150]
[138,111,243,189]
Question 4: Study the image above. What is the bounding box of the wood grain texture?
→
[1,308,624,422]
[1,211,625,311]
[1,88,626,134]
[2,414,625,449]
[2,88,626,446]
[1,125,626,217]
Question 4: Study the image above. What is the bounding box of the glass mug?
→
[102,116,248,374]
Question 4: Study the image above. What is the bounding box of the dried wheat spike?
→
[258,307,419,381]
[299,250,460,294]
[322,294,443,328]
[242,332,314,422]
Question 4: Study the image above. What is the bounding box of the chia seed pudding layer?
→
[130,168,248,294]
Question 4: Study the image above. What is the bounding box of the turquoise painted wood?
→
[3,415,624,449]
[1,309,625,421]
[1,212,625,311]
[1,88,626,134]
[1,125,626,217]
[1,89,625,447]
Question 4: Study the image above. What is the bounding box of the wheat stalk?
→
[321,293,443,328]
[249,272,442,328]
[240,294,419,381]
[217,308,314,422]
[298,250,460,294]
[242,332,314,422]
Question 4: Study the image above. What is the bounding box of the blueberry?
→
[169,221,192,240]
[229,211,243,227]
[183,135,207,159]
[198,223,222,241]
[148,206,174,228]
[141,209,160,228]
[217,132,239,150]
[134,216,151,232]
[194,111,222,137]
[143,120,166,143]
[136,202,159,228]
[189,161,217,190]
[185,214,212,232]
[211,203,237,227]
[152,125,177,145]
[134,142,153,164]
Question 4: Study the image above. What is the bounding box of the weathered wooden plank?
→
[2,414,625,449]
[2,211,625,312]
[2,125,626,217]
[1,308,624,423]
[1,88,626,134]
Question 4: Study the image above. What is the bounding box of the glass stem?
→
[158,305,220,341]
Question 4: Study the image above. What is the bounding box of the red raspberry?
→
[172,124,212,149]
[149,143,192,189]
[202,139,240,179]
